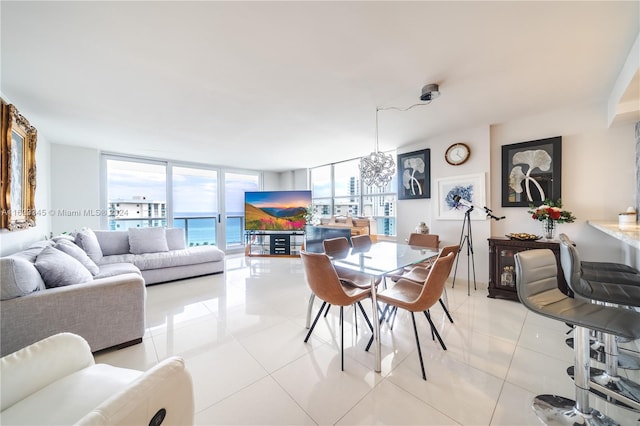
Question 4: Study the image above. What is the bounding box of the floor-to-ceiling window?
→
[172,166,218,247]
[105,158,167,230]
[309,155,397,236]
[103,154,261,250]
[224,171,259,250]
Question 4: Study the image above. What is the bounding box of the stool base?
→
[565,338,640,370]
[533,394,619,426]
[567,366,640,412]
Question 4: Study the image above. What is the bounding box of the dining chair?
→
[350,234,373,252]
[300,251,374,371]
[322,237,379,289]
[400,244,460,324]
[375,251,456,380]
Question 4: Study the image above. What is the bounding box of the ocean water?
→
[174,212,243,247]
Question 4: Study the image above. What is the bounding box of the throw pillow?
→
[166,228,187,250]
[74,228,104,264]
[35,246,93,288]
[94,230,130,256]
[0,257,44,300]
[128,227,169,254]
[55,241,100,276]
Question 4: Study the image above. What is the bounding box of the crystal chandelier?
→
[359,107,396,187]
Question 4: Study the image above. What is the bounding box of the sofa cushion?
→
[0,257,44,300]
[54,241,100,276]
[132,246,225,270]
[166,228,187,250]
[94,262,142,279]
[94,230,130,256]
[99,253,136,265]
[128,227,169,254]
[75,229,104,263]
[51,234,75,244]
[35,247,94,288]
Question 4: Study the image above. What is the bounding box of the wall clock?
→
[445,143,471,166]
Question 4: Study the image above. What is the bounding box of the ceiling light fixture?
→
[359,83,441,187]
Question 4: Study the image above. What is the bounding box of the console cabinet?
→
[488,237,570,301]
[245,231,305,257]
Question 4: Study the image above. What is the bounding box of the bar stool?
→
[515,249,640,425]
[558,236,640,411]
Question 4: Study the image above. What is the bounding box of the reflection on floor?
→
[96,254,640,425]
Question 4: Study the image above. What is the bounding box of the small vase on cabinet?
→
[542,220,556,239]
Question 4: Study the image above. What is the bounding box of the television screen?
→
[244,190,312,231]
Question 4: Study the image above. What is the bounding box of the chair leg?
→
[324,303,332,317]
[439,298,454,323]
[357,301,374,333]
[305,301,327,343]
[424,311,447,351]
[365,303,388,352]
[411,312,427,381]
[340,306,344,371]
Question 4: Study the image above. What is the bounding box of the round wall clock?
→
[445,143,471,166]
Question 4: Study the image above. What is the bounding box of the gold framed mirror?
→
[1,101,37,231]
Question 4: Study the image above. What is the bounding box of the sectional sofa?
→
[0,227,225,356]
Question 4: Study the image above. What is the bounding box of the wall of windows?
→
[103,154,260,251]
[309,155,397,236]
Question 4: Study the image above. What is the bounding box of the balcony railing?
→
[110,214,246,248]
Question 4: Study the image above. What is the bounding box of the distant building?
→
[109,196,166,229]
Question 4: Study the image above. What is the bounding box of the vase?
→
[542,220,556,239]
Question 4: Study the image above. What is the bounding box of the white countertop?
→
[587,220,640,250]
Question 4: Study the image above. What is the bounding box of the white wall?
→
[50,144,101,235]
[0,98,52,256]
[397,125,492,284]
[490,102,638,268]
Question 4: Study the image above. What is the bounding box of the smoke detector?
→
[420,83,440,102]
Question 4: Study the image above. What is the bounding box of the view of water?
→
[174,212,243,247]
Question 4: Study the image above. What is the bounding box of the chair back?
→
[300,251,353,306]
[405,251,455,311]
[558,233,593,298]
[515,249,565,313]
[408,233,439,249]
[322,237,351,259]
[351,234,372,252]
[438,244,459,275]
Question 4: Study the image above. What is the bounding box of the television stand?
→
[244,230,305,257]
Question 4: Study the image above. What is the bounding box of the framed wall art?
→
[501,136,561,207]
[397,148,430,200]
[1,101,37,230]
[436,173,486,220]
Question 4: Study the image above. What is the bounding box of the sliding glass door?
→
[172,166,218,247]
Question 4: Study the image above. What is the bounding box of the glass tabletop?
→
[332,241,440,277]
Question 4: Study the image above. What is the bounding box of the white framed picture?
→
[436,173,486,220]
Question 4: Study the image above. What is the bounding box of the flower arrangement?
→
[527,199,576,223]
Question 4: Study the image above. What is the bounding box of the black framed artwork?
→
[397,149,430,200]
[501,136,562,207]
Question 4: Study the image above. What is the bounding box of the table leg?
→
[306,293,315,329]
[370,276,381,372]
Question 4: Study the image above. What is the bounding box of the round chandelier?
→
[359,107,395,187]
[359,150,395,187]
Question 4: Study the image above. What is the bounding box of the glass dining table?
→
[305,241,440,373]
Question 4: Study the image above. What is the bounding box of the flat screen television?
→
[244,190,312,231]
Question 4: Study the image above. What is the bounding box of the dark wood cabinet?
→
[488,237,570,301]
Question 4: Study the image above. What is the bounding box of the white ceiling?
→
[2,1,639,172]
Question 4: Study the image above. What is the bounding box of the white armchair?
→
[0,333,194,425]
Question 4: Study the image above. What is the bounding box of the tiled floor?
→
[95,254,640,425]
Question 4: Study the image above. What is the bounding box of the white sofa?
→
[78,228,225,285]
[0,333,194,425]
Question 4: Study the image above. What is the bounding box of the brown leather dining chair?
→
[322,237,379,289]
[374,251,456,380]
[350,234,373,252]
[300,251,373,371]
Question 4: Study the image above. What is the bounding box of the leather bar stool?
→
[558,233,640,358]
[515,249,640,425]
[558,236,640,411]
